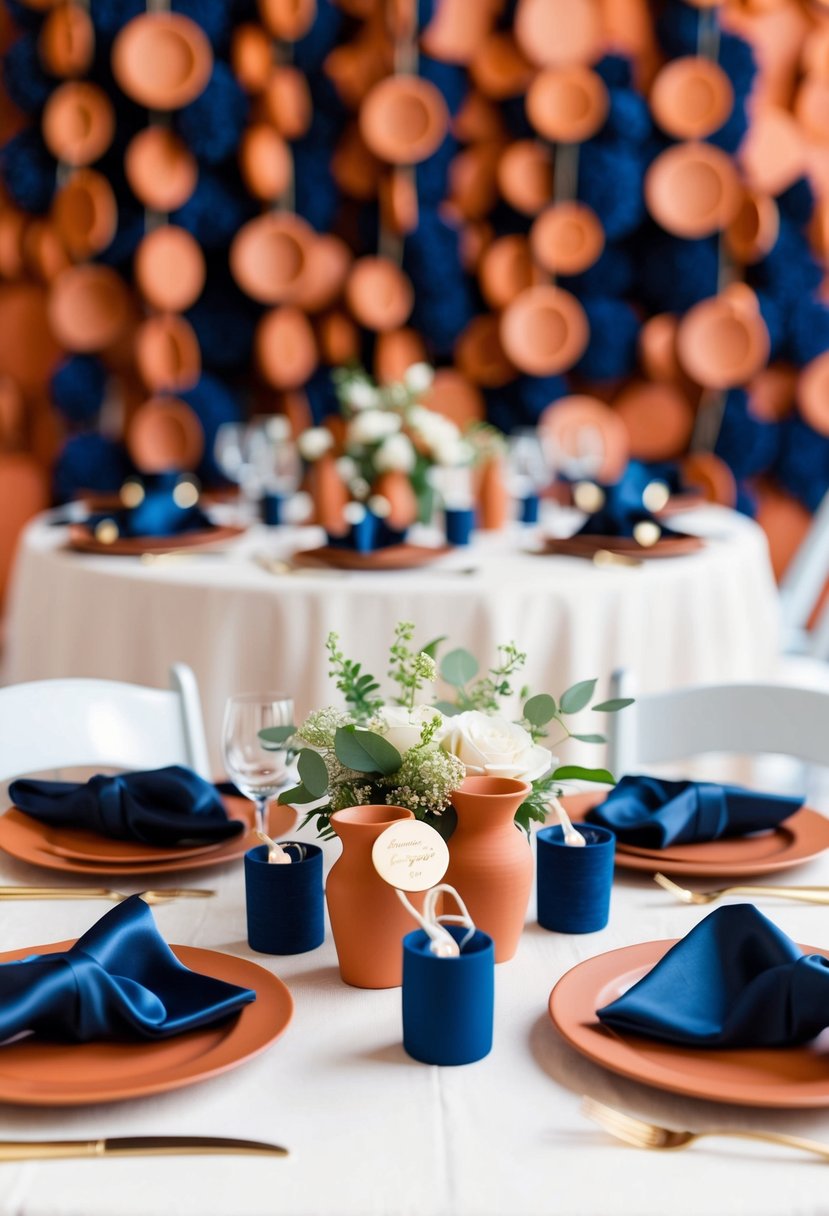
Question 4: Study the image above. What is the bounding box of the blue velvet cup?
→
[402,925,494,1065]
[536,824,615,934]
[262,492,288,526]
[244,843,324,955]
[444,506,475,546]
[519,494,540,524]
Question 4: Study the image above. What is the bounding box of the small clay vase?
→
[255,306,318,389]
[230,22,273,94]
[124,127,198,213]
[134,312,201,393]
[308,451,349,535]
[111,12,213,111]
[316,309,360,366]
[53,168,117,260]
[496,140,553,215]
[514,0,603,68]
[373,469,418,530]
[445,776,532,964]
[41,81,115,167]
[374,327,427,385]
[327,805,423,989]
[638,312,682,383]
[378,168,418,236]
[239,124,292,202]
[345,257,414,332]
[360,74,449,165]
[39,3,95,77]
[475,453,510,530]
[478,234,537,310]
[134,225,206,314]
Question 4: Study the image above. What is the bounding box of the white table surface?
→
[0,815,826,1216]
[4,506,781,772]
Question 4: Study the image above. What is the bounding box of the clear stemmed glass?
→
[221,693,295,835]
[506,429,550,499]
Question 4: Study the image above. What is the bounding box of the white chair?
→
[0,663,211,783]
[606,669,829,779]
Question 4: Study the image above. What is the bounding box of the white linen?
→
[4,507,781,772]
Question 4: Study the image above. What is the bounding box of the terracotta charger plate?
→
[65,521,245,558]
[539,532,705,560]
[549,938,829,1108]
[291,543,452,571]
[0,938,292,1106]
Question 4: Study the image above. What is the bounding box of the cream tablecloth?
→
[4,506,781,771]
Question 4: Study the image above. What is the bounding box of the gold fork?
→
[583,1098,829,1162]
[0,887,214,904]
[653,872,829,906]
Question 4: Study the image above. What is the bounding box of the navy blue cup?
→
[444,506,475,546]
[262,492,288,526]
[402,925,494,1065]
[244,843,324,954]
[519,494,540,524]
[536,824,615,934]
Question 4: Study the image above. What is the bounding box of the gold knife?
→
[0,888,215,903]
[0,1136,288,1161]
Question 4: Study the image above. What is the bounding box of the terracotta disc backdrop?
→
[0,454,49,606]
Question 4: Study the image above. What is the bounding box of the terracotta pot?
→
[308,450,349,534]
[48,264,130,353]
[374,327,427,384]
[537,394,629,482]
[475,454,510,530]
[373,470,418,529]
[230,212,314,305]
[295,234,352,313]
[0,210,26,280]
[112,13,213,111]
[649,55,734,140]
[316,309,361,365]
[0,375,24,450]
[676,285,770,389]
[680,451,737,508]
[0,453,49,610]
[737,104,806,196]
[422,368,485,427]
[262,66,313,141]
[134,313,201,393]
[798,351,829,437]
[255,306,318,389]
[645,141,742,239]
[53,169,117,260]
[514,0,603,68]
[344,257,414,332]
[794,76,829,143]
[239,124,292,202]
[378,168,418,236]
[41,81,115,167]
[258,0,317,41]
[526,65,609,143]
[724,190,779,266]
[452,91,505,144]
[613,381,695,461]
[134,225,205,314]
[39,3,95,77]
[0,284,63,392]
[22,220,70,283]
[530,201,604,275]
[331,123,383,200]
[638,312,682,383]
[455,313,516,387]
[327,805,424,989]
[230,23,273,94]
[445,776,532,964]
[478,234,535,310]
[497,140,553,215]
[447,143,503,222]
[125,127,198,213]
[360,75,449,165]
[500,284,589,377]
[470,32,534,100]
[126,396,205,473]
[747,363,797,422]
[421,0,497,65]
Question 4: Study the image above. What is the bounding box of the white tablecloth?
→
[0,819,825,1216]
[4,507,781,771]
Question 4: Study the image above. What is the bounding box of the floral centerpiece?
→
[262,623,632,837]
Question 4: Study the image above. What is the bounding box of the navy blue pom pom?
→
[714,388,780,480]
[415,134,458,207]
[636,229,719,314]
[579,141,647,240]
[595,55,633,89]
[755,291,786,362]
[51,357,107,426]
[88,0,144,40]
[186,280,257,373]
[173,172,254,248]
[785,295,829,367]
[405,209,476,355]
[560,243,635,298]
[420,55,467,116]
[777,177,815,227]
[97,208,144,267]
[516,374,569,423]
[171,0,232,51]
[305,365,340,424]
[293,140,340,233]
[750,219,823,306]
[483,383,520,435]
[718,31,756,98]
[576,297,639,382]
[176,62,248,165]
[53,434,131,503]
[180,373,243,484]
[708,97,749,156]
[3,35,54,114]
[604,88,653,145]
[294,0,344,73]
[0,129,55,213]
[775,417,829,512]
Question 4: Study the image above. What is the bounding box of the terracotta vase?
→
[373,469,418,530]
[327,805,423,988]
[475,454,509,530]
[308,451,349,535]
[445,777,532,963]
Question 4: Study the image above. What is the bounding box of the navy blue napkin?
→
[89,473,210,539]
[10,766,244,847]
[576,461,682,539]
[587,775,803,848]
[0,896,255,1043]
[597,904,829,1048]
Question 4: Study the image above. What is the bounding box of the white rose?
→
[373,705,445,755]
[297,427,333,461]
[440,711,553,782]
[348,410,402,445]
[404,362,434,394]
[345,380,379,411]
[374,433,416,473]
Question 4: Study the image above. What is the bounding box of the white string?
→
[395,883,477,957]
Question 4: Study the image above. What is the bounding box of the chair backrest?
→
[779,489,829,652]
[0,663,211,783]
[606,668,829,777]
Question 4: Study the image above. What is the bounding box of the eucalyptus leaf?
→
[297,748,329,797]
[559,678,598,714]
[552,764,615,785]
[422,636,447,660]
[258,725,297,750]
[523,693,557,727]
[440,647,479,687]
[433,700,462,716]
[569,733,606,744]
[592,697,635,712]
[334,726,402,775]
[278,783,321,805]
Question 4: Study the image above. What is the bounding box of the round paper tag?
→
[371,820,449,892]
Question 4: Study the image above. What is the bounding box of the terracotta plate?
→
[291,543,452,571]
[65,522,245,557]
[0,939,292,1106]
[548,938,829,1108]
[0,799,298,876]
[539,533,705,560]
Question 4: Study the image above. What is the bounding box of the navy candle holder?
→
[536,824,615,934]
[402,924,494,1065]
[244,843,324,955]
[444,506,475,546]
[262,492,288,526]
[519,494,540,524]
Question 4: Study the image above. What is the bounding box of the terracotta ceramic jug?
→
[476,454,509,530]
[327,805,424,988]
[445,776,532,963]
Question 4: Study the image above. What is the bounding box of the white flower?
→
[343,501,367,524]
[407,407,459,446]
[350,476,370,500]
[432,437,473,467]
[367,494,391,518]
[404,362,434,394]
[345,379,379,411]
[372,705,445,756]
[297,427,333,461]
[374,432,416,473]
[440,711,553,782]
[335,455,357,483]
[348,410,402,445]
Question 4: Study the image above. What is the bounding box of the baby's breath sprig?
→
[387,621,438,710]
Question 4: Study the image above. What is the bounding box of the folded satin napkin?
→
[10,766,245,847]
[576,461,682,539]
[89,472,211,539]
[586,775,803,848]
[597,904,829,1047]
[0,896,255,1043]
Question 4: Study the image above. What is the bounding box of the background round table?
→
[4,506,781,770]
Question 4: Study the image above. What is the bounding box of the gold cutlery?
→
[654,872,829,906]
[0,887,214,903]
[583,1097,829,1162]
[0,1136,287,1161]
[592,549,643,569]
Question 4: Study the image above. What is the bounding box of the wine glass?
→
[221,693,295,834]
[506,429,550,498]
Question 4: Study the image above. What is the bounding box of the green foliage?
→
[592,698,635,712]
[522,693,556,728]
[334,726,402,775]
[297,749,329,796]
[258,725,297,750]
[440,648,479,687]
[559,679,598,714]
[438,642,526,712]
[387,621,438,710]
[325,631,383,722]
